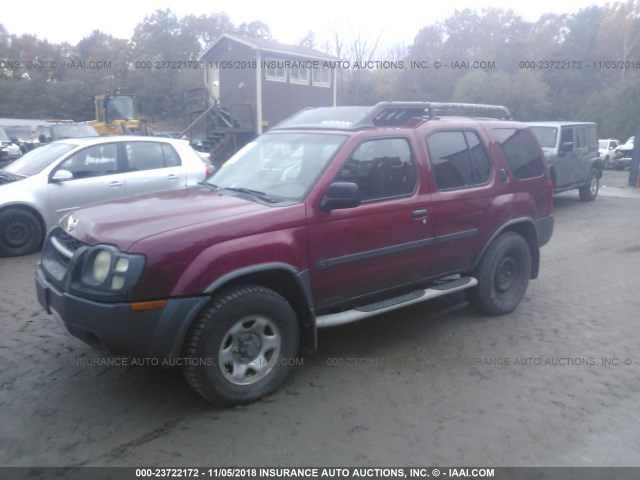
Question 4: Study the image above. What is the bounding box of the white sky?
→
[4,0,610,49]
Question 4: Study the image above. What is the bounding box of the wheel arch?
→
[202,263,317,352]
[472,220,540,279]
[0,203,47,254]
[0,203,46,232]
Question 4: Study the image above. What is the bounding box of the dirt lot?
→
[1,169,639,469]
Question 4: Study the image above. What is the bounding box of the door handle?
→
[110,181,123,187]
[411,208,428,218]
[167,174,178,180]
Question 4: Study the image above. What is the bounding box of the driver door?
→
[47,143,125,223]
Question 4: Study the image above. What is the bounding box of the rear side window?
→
[576,127,586,149]
[426,130,492,190]
[493,128,544,180]
[125,142,181,171]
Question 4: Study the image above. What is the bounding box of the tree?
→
[298,31,315,49]
[236,21,272,40]
[579,79,640,140]
[453,70,551,120]
[596,0,640,84]
[543,6,605,118]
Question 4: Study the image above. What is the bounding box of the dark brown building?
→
[198,34,340,135]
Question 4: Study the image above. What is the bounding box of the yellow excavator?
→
[89,91,153,135]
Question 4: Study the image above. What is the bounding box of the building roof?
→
[200,33,340,62]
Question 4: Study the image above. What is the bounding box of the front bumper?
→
[613,155,632,168]
[36,264,209,360]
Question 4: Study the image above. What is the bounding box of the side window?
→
[161,144,181,167]
[465,131,492,184]
[561,127,574,145]
[57,143,118,179]
[576,127,586,149]
[493,128,544,180]
[426,130,491,190]
[586,126,598,151]
[126,142,166,171]
[336,138,417,202]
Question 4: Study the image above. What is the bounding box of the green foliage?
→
[579,80,640,140]
[453,70,551,120]
[0,2,639,133]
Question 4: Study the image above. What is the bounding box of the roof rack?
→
[272,101,511,131]
[355,101,512,127]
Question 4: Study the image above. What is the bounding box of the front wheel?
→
[471,232,532,316]
[182,285,299,406]
[0,208,43,257]
[579,168,599,201]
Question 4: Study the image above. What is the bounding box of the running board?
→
[315,277,478,328]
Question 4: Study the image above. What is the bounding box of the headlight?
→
[92,250,112,284]
[79,245,145,293]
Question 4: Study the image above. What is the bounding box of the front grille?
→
[58,230,86,253]
[41,227,88,283]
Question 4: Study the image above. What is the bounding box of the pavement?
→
[599,167,640,198]
[1,167,639,470]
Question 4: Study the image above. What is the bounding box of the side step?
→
[315,277,478,328]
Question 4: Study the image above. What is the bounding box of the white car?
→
[0,126,22,162]
[0,136,211,257]
[598,138,620,169]
[613,136,635,170]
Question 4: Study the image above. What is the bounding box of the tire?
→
[471,232,532,316]
[182,285,299,406]
[0,208,43,257]
[579,168,599,202]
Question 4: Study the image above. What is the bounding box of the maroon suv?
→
[36,102,554,405]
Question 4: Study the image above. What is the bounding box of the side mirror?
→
[561,141,574,154]
[51,170,74,182]
[320,182,361,211]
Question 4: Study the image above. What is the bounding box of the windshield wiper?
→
[0,171,21,184]
[198,181,219,191]
[221,187,281,203]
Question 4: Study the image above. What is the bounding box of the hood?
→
[66,187,269,250]
[0,171,25,186]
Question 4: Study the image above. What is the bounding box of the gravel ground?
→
[1,169,639,469]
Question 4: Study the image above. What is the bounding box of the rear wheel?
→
[182,285,299,406]
[0,208,43,257]
[471,232,531,315]
[579,168,599,201]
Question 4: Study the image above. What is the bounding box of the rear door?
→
[47,142,125,220]
[422,128,497,274]
[122,141,187,196]
[555,126,580,187]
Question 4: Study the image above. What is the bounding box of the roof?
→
[272,102,512,131]
[200,33,340,62]
[526,121,597,127]
[51,135,190,147]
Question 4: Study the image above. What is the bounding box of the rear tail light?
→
[546,178,554,216]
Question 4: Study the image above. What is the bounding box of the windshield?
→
[106,96,135,121]
[51,124,98,139]
[206,133,347,202]
[3,143,76,176]
[529,126,558,149]
[4,126,33,139]
[0,127,10,142]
